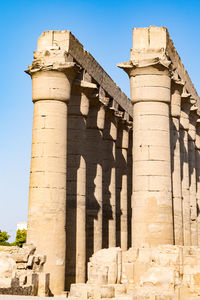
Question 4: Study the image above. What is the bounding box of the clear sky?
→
[0,0,200,240]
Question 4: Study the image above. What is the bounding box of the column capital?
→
[72,70,98,97]
[116,122,129,150]
[26,47,81,103]
[26,48,80,77]
[118,58,171,104]
[180,93,192,131]
[171,70,184,91]
[118,56,171,77]
[170,74,184,118]
[103,111,117,141]
[188,105,198,141]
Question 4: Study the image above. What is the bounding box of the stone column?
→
[120,125,129,250]
[66,76,97,287]
[116,121,129,250]
[74,80,98,283]
[196,121,200,246]
[26,51,77,294]
[180,91,191,246]
[103,111,117,248]
[188,103,198,245]
[76,155,86,281]
[86,99,105,259]
[120,59,173,247]
[127,129,133,248]
[94,103,105,252]
[170,78,184,245]
[72,90,88,284]
[132,64,173,247]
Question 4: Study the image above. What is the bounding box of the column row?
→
[171,79,200,247]
[65,75,133,289]
[27,63,133,295]
[119,56,200,249]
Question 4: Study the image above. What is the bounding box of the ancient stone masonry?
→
[26,30,133,296]
[25,26,200,299]
[0,244,51,296]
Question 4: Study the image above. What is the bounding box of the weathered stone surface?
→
[88,248,122,285]
[0,245,50,297]
[24,25,200,299]
[0,254,16,285]
[69,246,200,299]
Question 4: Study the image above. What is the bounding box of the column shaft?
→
[170,83,183,245]
[127,130,133,248]
[121,127,129,250]
[196,123,200,246]
[86,102,104,258]
[180,98,191,245]
[109,142,116,247]
[189,109,198,245]
[120,147,128,250]
[93,104,105,252]
[132,100,173,246]
[103,111,117,248]
[170,117,183,244]
[66,91,88,287]
[116,124,129,250]
[76,155,86,281]
[27,70,72,295]
[93,162,103,252]
[130,67,173,247]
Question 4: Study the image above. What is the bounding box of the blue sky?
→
[0,0,200,240]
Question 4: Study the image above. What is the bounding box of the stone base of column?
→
[68,245,200,300]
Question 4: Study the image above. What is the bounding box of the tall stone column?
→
[180,91,191,246]
[66,76,97,287]
[196,121,200,246]
[93,103,105,252]
[86,99,105,259]
[131,64,173,247]
[118,27,178,247]
[26,46,77,293]
[67,88,88,285]
[120,59,173,247]
[103,111,117,248]
[127,129,133,248]
[170,77,184,245]
[74,80,98,283]
[116,122,129,250]
[188,103,198,245]
[120,125,129,250]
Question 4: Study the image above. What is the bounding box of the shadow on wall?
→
[65,80,132,290]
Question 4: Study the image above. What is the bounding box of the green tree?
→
[0,230,10,245]
[15,229,27,247]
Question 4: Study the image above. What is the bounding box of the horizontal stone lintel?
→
[36,31,133,120]
[166,32,200,112]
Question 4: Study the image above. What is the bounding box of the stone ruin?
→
[2,26,200,299]
[0,244,51,296]
[70,246,200,299]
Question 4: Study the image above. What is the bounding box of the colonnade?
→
[26,27,200,296]
[119,26,200,249]
[26,31,133,295]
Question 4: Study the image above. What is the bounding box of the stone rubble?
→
[0,244,51,297]
[69,246,200,300]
